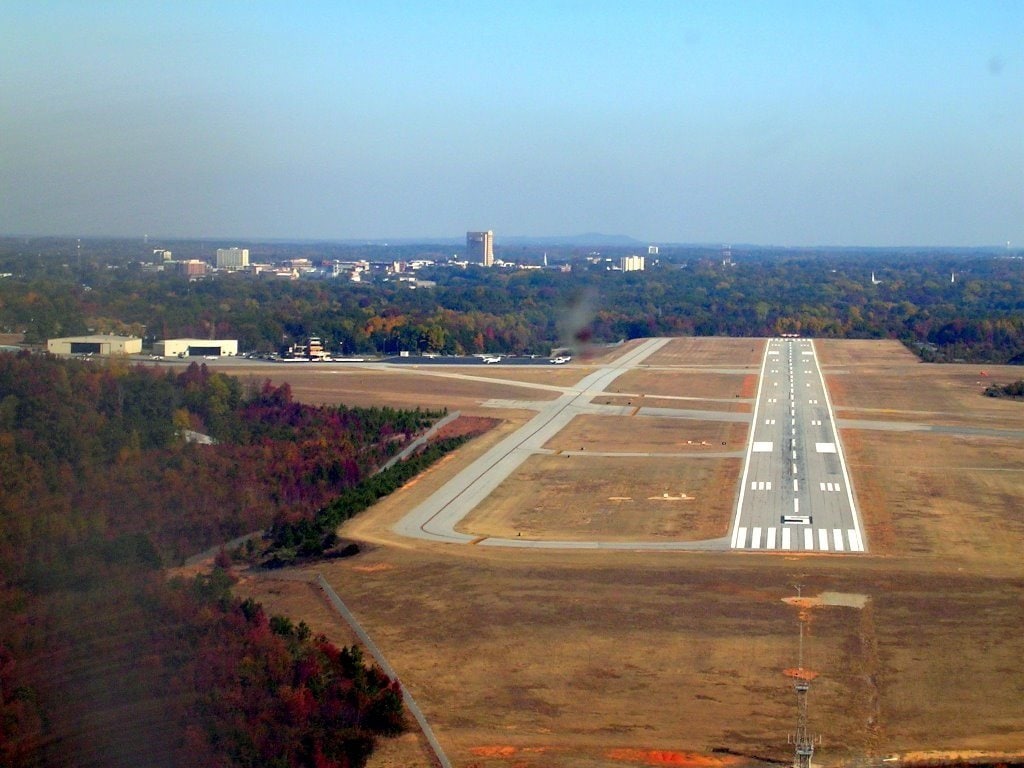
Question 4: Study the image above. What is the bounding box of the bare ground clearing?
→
[542,414,748,454]
[610,370,757,401]
[457,454,738,541]
[233,339,1024,767]
[643,337,766,367]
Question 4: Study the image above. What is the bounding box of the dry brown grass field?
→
[444,365,588,387]
[229,363,560,413]
[604,369,756,401]
[595,394,754,413]
[458,454,738,541]
[542,414,747,454]
[642,337,765,367]
[819,340,1024,428]
[229,338,1024,768]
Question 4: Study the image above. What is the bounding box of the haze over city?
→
[2,1,1021,247]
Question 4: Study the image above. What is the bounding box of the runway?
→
[729,338,866,553]
[393,336,865,554]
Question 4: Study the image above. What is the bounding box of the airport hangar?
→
[47,335,142,356]
[153,338,238,358]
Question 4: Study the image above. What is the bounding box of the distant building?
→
[259,267,299,280]
[47,335,142,356]
[329,261,369,281]
[467,231,494,267]
[154,339,238,358]
[648,245,659,255]
[169,259,208,278]
[282,337,328,361]
[620,255,645,272]
[286,258,315,273]
[216,247,250,270]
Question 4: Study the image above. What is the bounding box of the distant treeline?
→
[0,352,456,766]
[2,240,1023,363]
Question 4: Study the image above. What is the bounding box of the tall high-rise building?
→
[216,247,250,270]
[620,254,645,272]
[171,259,208,278]
[467,231,494,266]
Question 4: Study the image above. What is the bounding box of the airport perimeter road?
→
[730,338,866,553]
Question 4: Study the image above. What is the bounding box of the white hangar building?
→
[154,338,239,358]
[47,335,143,356]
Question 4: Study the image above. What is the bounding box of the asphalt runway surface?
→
[729,338,866,553]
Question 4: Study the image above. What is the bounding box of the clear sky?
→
[1,1,1021,246]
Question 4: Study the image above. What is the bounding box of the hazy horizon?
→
[2,2,1021,248]
[0,231,1019,251]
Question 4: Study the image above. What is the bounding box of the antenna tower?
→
[789,587,818,768]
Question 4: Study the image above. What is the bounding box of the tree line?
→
[2,240,1023,362]
[0,352,460,766]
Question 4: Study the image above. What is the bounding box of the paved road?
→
[729,338,866,553]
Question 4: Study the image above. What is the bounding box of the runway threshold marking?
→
[848,529,865,552]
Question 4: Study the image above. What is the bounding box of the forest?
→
[1,238,1023,363]
[0,352,464,766]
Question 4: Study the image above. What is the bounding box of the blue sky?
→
[1,1,1021,246]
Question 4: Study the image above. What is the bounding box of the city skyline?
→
[2,2,1021,247]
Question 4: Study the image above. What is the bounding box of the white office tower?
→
[467,231,494,266]
[216,247,250,270]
